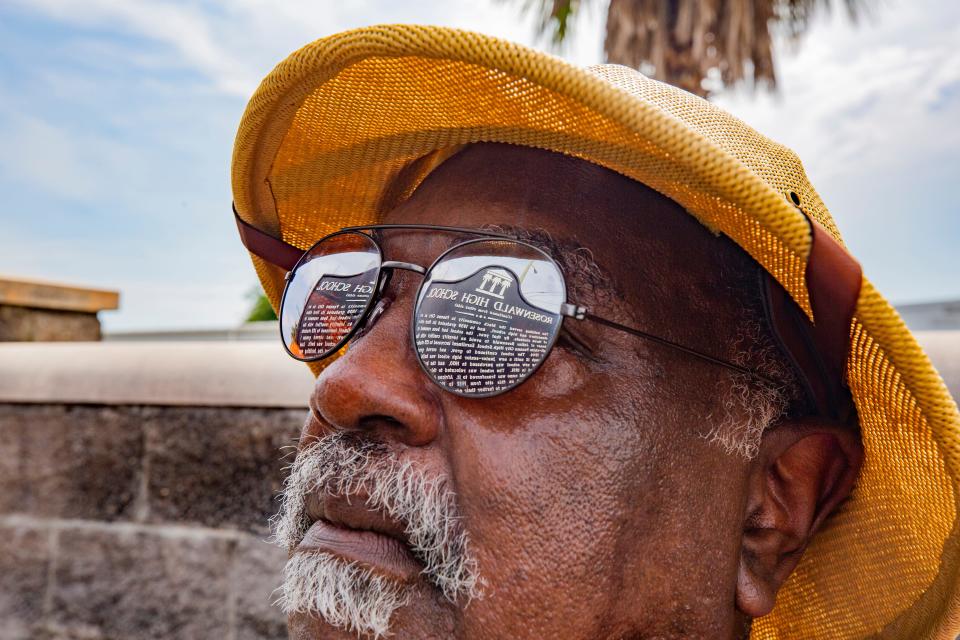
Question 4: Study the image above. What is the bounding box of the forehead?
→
[381,145,678,267]
[379,144,753,351]
[380,144,726,292]
[389,147,611,225]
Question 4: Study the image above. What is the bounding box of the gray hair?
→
[272,433,482,638]
[702,263,806,459]
[703,312,799,458]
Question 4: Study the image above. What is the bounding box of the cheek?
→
[525,347,589,400]
[437,347,749,638]
[441,368,661,638]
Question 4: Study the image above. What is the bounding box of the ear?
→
[736,418,863,618]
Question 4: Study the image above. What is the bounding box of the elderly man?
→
[231,26,960,640]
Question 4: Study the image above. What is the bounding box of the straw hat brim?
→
[231,24,960,639]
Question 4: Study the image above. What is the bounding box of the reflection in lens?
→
[280,232,380,360]
[414,240,565,396]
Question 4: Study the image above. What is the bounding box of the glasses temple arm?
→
[233,203,519,272]
[233,205,305,272]
[560,303,777,386]
[233,204,779,388]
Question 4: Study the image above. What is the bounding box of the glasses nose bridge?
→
[380,260,427,276]
[375,260,427,298]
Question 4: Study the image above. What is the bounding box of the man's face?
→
[282,144,762,639]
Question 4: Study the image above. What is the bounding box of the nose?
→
[308,279,444,448]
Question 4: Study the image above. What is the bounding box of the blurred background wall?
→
[0,328,957,639]
[0,340,313,640]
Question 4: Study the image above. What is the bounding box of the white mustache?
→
[272,432,482,602]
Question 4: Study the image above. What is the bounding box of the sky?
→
[0,0,957,332]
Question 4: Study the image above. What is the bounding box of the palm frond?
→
[528,0,873,96]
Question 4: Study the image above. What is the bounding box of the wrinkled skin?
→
[291,144,862,640]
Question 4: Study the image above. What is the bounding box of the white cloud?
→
[0,102,168,212]
[2,0,957,330]
[17,0,955,198]
[713,2,960,194]
[709,2,960,303]
[11,0,258,94]
[0,111,98,200]
[11,0,603,97]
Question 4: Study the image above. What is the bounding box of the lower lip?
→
[295,519,424,583]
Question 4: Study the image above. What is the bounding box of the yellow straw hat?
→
[231,24,960,639]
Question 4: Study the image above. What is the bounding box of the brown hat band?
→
[761,218,863,419]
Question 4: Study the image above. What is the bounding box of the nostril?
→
[357,413,408,437]
[361,414,404,428]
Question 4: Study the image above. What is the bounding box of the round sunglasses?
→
[238,218,775,398]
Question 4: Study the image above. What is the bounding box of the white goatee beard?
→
[272,432,483,638]
[278,552,409,639]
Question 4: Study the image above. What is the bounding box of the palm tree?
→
[529,0,870,96]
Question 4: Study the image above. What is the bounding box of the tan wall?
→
[0,306,102,341]
[0,277,119,342]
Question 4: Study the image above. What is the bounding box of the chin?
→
[287,591,457,640]
[288,612,358,640]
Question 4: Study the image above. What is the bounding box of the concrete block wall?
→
[0,405,303,640]
[0,343,315,640]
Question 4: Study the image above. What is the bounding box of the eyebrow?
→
[234,207,622,306]
[477,223,621,305]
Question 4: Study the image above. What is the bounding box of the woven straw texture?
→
[231,24,960,639]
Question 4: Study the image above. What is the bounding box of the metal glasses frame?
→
[278,223,776,394]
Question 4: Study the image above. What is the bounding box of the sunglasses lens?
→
[414,239,565,396]
[280,232,380,360]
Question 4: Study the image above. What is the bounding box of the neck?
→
[733,614,753,639]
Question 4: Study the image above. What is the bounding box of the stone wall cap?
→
[1,332,955,409]
[913,330,960,395]
[0,341,312,407]
[0,276,120,313]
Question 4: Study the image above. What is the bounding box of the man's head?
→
[273,143,863,640]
